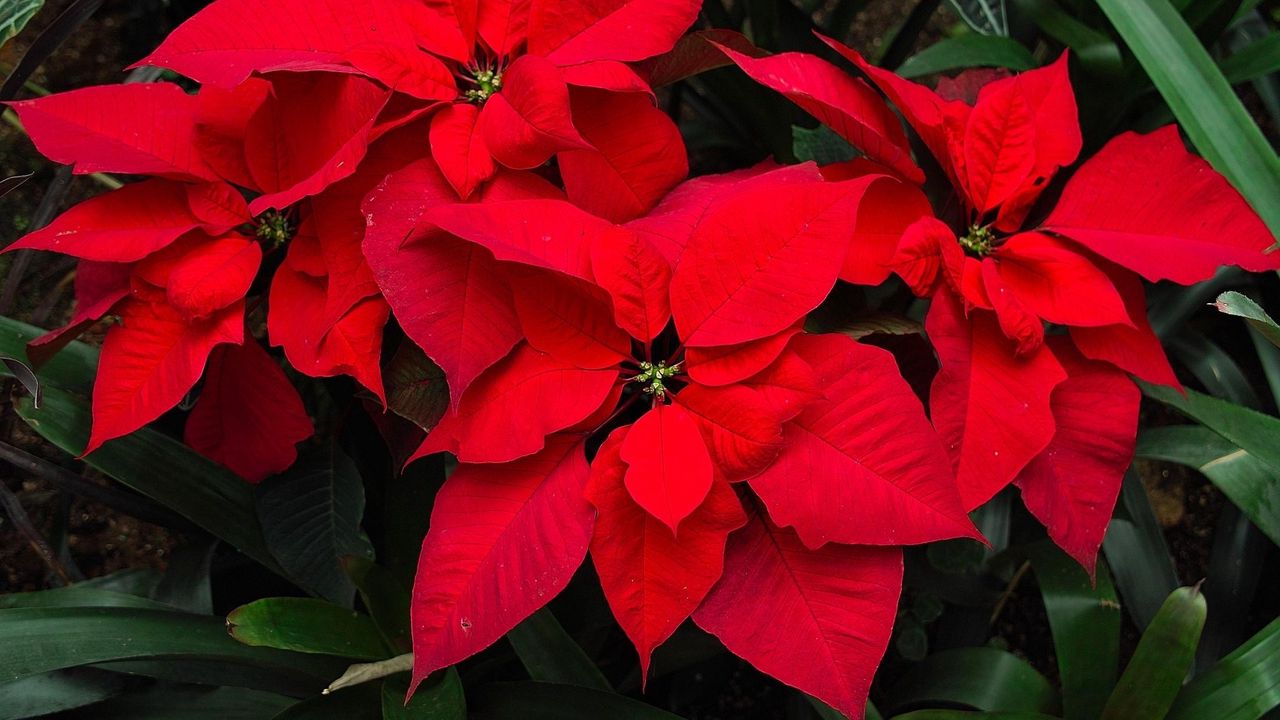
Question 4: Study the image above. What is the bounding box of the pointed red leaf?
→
[528,0,701,65]
[739,346,821,422]
[669,177,876,347]
[559,61,653,94]
[718,46,923,183]
[839,174,933,286]
[86,297,243,454]
[479,55,590,170]
[559,88,688,223]
[415,343,618,463]
[675,384,783,482]
[587,428,745,678]
[28,262,132,366]
[637,29,760,88]
[1016,340,1139,576]
[165,234,262,321]
[508,266,631,369]
[589,230,672,342]
[1042,126,1278,283]
[685,323,801,387]
[9,84,218,181]
[430,103,497,199]
[345,44,457,101]
[185,340,313,482]
[981,257,1044,355]
[749,333,977,547]
[927,290,1066,510]
[693,511,903,720]
[990,231,1129,331]
[620,401,714,532]
[477,0,529,58]
[410,435,594,686]
[1068,265,1178,388]
[134,0,428,88]
[424,198,606,280]
[890,216,962,297]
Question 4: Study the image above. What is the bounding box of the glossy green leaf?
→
[0,584,172,611]
[0,316,96,395]
[60,684,294,719]
[886,646,1059,714]
[1219,32,1280,84]
[947,0,1009,35]
[1136,425,1280,547]
[382,670,465,720]
[1010,0,1123,75]
[275,683,382,720]
[1214,291,1280,349]
[470,682,683,719]
[1102,586,1208,719]
[507,608,611,691]
[1095,0,1280,239]
[152,539,217,614]
[255,443,374,606]
[13,387,281,575]
[1167,615,1280,720]
[897,34,1036,78]
[344,557,412,654]
[1142,382,1280,476]
[1027,543,1121,720]
[228,598,389,661]
[0,0,43,49]
[1102,470,1180,630]
[0,668,126,720]
[0,607,342,687]
[92,659,319,699]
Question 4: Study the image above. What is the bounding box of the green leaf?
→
[1011,0,1124,75]
[885,647,1059,714]
[947,0,1010,35]
[1141,382,1280,478]
[0,0,43,48]
[1167,615,1280,720]
[1,355,40,408]
[343,557,412,654]
[275,683,382,719]
[1214,291,1280,349]
[890,712,1061,719]
[0,607,342,687]
[1219,32,1280,85]
[1094,0,1280,240]
[0,316,96,394]
[1135,425,1280,547]
[507,607,612,691]
[228,598,390,661]
[897,35,1036,78]
[0,668,126,720]
[385,342,448,431]
[0,578,172,611]
[792,124,857,165]
[469,682,684,720]
[1102,586,1208,719]
[1027,542,1121,720]
[382,670,465,720]
[255,443,374,606]
[152,538,217,614]
[1101,470,1180,630]
[61,684,294,719]
[13,387,281,575]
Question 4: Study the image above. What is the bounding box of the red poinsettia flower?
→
[722,39,1279,572]
[364,160,980,716]
[133,0,695,221]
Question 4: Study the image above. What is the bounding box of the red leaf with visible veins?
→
[927,290,1066,509]
[587,428,745,678]
[637,29,760,88]
[507,266,631,369]
[891,216,962,298]
[415,343,618,463]
[559,88,688,223]
[1016,340,1139,576]
[717,46,923,183]
[165,234,262,321]
[749,333,978,547]
[430,103,496,199]
[345,44,457,101]
[685,323,801,387]
[9,84,218,181]
[86,297,243,455]
[134,0,428,88]
[669,177,877,347]
[589,230,672,342]
[410,435,594,687]
[993,232,1129,328]
[425,198,607,280]
[981,257,1044,355]
[620,401,714,532]
[559,61,653,94]
[739,346,820,422]
[838,174,933,286]
[479,55,590,170]
[185,340,313,482]
[693,511,903,720]
[676,384,783,482]
[528,0,701,65]
[244,73,389,213]
[1068,264,1179,388]
[1042,126,1278,283]
[477,0,529,57]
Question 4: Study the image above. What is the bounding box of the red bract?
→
[388,163,979,717]
[727,38,1279,573]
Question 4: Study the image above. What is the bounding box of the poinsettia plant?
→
[2,1,1278,719]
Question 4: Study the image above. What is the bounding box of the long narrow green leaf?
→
[0,607,342,687]
[0,316,96,394]
[1219,32,1280,84]
[0,668,126,720]
[891,713,1060,720]
[61,684,294,720]
[897,34,1036,78]
[13,387,281,574]
[1167,616,1280,720]
[1010,0,1123,74]
[469,682,684,720]
[1136,425,1280,547]
[1102,586,1208,719]
[1095,0,1280,239]
[1102,470,1180,630]
[507,608,612,691]
[382,671,466,720]
[885,646,1059,714]
[1214,291,1280,349]
[1027,543,1121,720]
[228,598,390,661]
